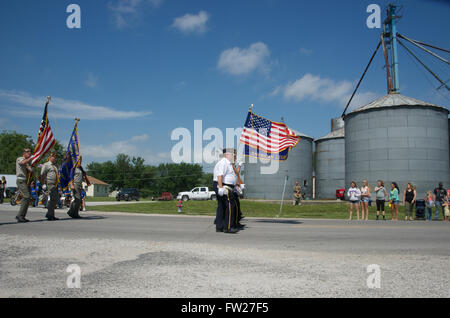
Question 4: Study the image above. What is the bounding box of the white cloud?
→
[107,0,163,29]
[218,42,271,76]
[171,11,210,34]
[0,90,151,120]
[83,134,170,164]
[273,73,379,110]
[299,48,313,55]
[85,73,98,88]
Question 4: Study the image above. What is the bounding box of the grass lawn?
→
[85,197,152,202]
[86,199,436,220]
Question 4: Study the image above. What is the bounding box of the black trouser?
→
[213,181,225,230]
[233,192,242,224]
[222,190,236,231]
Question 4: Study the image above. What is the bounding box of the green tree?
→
[0,131,34,174]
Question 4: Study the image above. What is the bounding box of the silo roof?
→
[290,128,313,140]
[315,127,345,142]
[347,93,449,116]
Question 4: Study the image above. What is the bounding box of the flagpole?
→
[277,174,288,218]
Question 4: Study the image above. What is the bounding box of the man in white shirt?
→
[214,148,239,233]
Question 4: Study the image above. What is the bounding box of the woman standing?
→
[360,179,371,220]
[0,176,6,204]
[347,181,361,220]
[389,182,400,220]
[374,180,387,220]
[403,183,417,221]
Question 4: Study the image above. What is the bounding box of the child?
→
[425,191,434,221]
[443,195,450,222]
[347,182,361,220]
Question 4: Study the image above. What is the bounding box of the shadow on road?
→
[0,215,106,226]
[252,219,303,225]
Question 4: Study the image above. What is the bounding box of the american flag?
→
[30,98,56,166]
[239,111,300,161]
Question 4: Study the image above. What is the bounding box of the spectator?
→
[0,176,6,204]
[30,181,39,207]
[425,191,435,221]
[433,182,447,220]
[403,183,417,221]
[347,181,361,220]
[80,189,86,211]
[443,194,450,222]
[389,182,400,221]
[374,180,387,221]
[360,179,371,220]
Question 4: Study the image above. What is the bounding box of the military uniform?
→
[293,184,302,206]
[41,161,59,220]
[16,157,32,220]
[215,156,238,233]
[67,167,84,218]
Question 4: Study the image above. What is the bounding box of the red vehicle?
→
[336,188,345,200]
[158,192,173,201]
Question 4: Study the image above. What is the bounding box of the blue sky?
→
[1,0,449,170]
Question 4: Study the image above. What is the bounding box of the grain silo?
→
[344,93,449,199]
[315,117,345,199]
[243,130,313,200]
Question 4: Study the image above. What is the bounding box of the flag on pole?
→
[30,97,56,166]
[59,120,81,190]
[239,110,300,161]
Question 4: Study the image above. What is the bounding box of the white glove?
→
[238,161,244,167]
[239,183,245,190]
[218,187,225,196]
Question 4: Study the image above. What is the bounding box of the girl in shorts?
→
[360,179,371,220]
[389,182,400,221]
[347,181,361,220]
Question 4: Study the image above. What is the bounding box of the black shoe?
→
[376,215,379,220]
[72,215,82,219]
[216,228,223,232]
[223,228,238,234]
[47,216,59,221]
[15,216,29,223]
[237,223,245,229]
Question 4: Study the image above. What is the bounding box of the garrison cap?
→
[222,148,237,154]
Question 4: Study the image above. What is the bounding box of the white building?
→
[83,176,109,197]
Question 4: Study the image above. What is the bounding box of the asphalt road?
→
[0,204,449,298]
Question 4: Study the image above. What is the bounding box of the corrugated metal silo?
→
[344,93,449,199]
[315,117,345,199]
[244,130,313,200]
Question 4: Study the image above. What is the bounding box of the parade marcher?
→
[293,181,302,206]
[213,153,225,231]
[433,182,447,220]
[67,156,90,219]
[15,148,33,222]
[232,155,245,229]
[216,148,238,234]
[40,153,60,221]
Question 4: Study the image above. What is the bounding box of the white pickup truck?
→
[177,187,216,201]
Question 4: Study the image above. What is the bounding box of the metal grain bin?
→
[344,93,449,199]
[315,117,345,199]
[243,130,313,200]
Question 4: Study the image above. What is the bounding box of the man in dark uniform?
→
[216,148,238,234]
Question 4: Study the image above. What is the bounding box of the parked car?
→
[116,188,140,201]
[5,187,17,198]
[177,187,216,201]
[336,188,345,200]
[157,192,173,201]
